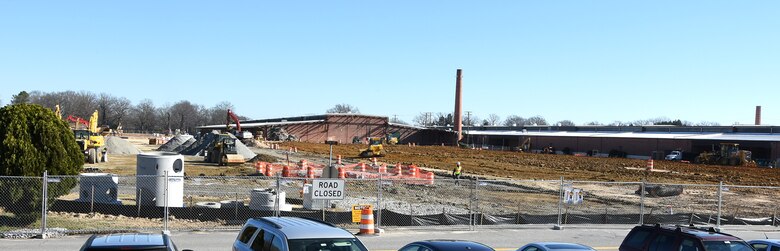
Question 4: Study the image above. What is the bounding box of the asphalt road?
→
[2,225,779,251]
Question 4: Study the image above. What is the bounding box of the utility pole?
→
[393,114,398,123]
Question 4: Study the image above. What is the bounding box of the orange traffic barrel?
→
[425,172,434,185]
[395,163,403,176]
[378,164,386,173]
[410,166,418,178]
[358,205,375,235]
[647,159,654,171]
[360,163,366,172]
[282,166,290,177]
[337,155,342,165]
[306,166,314,179]
[338,167,346,179]
[372,157,378,166]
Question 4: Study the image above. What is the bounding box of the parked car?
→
[398,240,495,251]
[748,240,780,251]
[233,216,368,251]
[516,242,596,251]
[80,232,189,251]
[619,224,754,251]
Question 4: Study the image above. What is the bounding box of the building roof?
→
[465,130,780,142]
[197,119,325,129]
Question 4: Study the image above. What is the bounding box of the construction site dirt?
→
[279,142,780,187]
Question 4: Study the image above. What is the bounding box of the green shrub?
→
[0,104,83,221]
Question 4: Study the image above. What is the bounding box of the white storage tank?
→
[136,152,184,207]
[76,173,121,205]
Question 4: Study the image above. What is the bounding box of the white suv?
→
[233,217,368,251]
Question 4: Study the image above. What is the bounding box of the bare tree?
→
[129,99,158,132]
[504,115,525,126]
[486,114,500,126]
[434,112,453,126]
[169,101,203,133]
[390,117,408,125]
[206,101,235,125]
[326,104,359,114]
[412,112,432,126]
[585,121,603,126]
[464,114,480,126]
[695,121,721,126]
[97,93,132,128]
[526,115,548,126]
[556,120,575,126]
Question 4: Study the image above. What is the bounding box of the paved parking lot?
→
[1,225,778,251]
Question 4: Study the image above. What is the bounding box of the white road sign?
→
[312,179,345,200]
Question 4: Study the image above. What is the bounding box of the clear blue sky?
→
[1,1,778,126]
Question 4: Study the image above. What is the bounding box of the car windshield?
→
[703,241,753,251]
[288,238,368,251]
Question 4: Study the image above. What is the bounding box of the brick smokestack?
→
[454,69,463,145]
[755,106,762,125]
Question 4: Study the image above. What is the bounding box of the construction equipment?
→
[226,109,252,139]
[72,110,107,164]
[359,137,386,157]
[204,134,246,165]
[696,143,756,166]
[513,138,531,152]
[385,132,400,145]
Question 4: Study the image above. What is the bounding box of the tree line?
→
[411,112,720,127]
[7,90,249,134]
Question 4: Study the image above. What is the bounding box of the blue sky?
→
[1,1,778,125]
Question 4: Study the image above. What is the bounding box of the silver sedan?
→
[516,242,596,251]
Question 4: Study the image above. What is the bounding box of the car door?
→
[235,226,260,251]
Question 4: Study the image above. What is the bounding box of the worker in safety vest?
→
[452,162,462,184]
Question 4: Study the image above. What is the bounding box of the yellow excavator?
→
[359,137,386,157]
[73,110,107,164]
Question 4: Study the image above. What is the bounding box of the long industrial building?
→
[462,125,780,165]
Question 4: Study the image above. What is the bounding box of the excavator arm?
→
[226,109,241,132]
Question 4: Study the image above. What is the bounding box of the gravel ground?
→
[105,136,142,154]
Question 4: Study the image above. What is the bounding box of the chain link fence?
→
[1,173,779,238]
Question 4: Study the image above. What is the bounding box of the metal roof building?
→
[462,125,780,165]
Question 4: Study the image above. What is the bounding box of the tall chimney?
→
[454,69,463,145]
[755,106,762,125]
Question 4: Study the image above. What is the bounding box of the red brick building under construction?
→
[198,113,454,145]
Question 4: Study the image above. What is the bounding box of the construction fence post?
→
[555,176,564,230]
[468,178,474,230]
[40,171,48,239]
[377,172,383,230]
[717,181,723,229]
[639,180,645,225]
[274,172,282,217]
[164,171,169,232]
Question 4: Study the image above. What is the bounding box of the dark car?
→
[619,224,754,251]
[399,240,495,251]
[80,232,191,251]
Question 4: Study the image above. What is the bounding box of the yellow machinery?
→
[696,143,756,166]
[359,137,386,157]
[205,134,246,166]
[385,132,400,145]
[73,110,107,164]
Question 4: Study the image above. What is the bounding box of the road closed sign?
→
[312,179,345,200]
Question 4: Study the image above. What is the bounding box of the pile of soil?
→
[179,131,256,160]
[157,134,195,152]
[104,136,142,155]
[280,142,780,186]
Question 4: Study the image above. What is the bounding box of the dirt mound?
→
[180,132,256,160]
[104,136,142,155]
[250,153,279,163]
[157,134,194,152]
[267,127,297,141]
